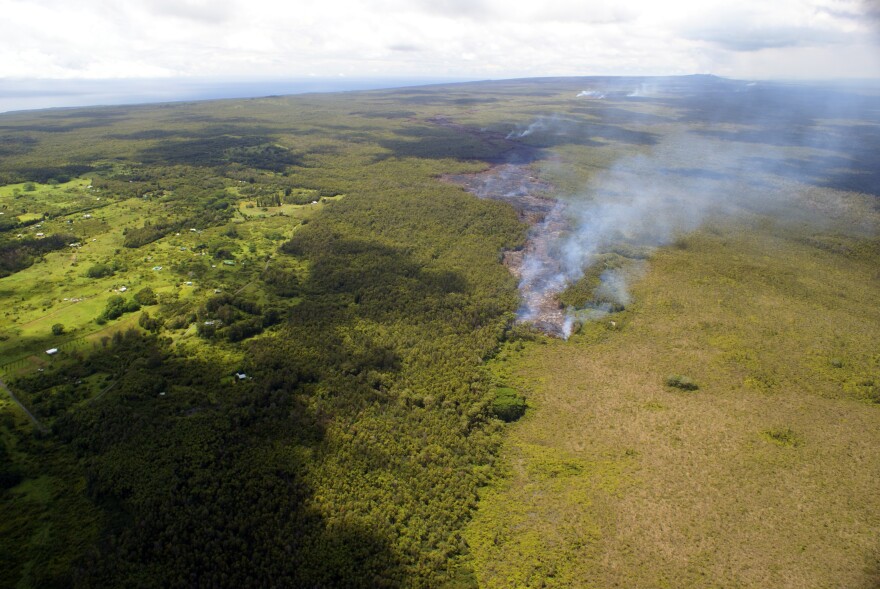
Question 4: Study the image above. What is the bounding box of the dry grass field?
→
[467,207,880,588]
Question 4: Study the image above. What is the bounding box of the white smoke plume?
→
[577,89,606,99]
[506,114,569,138]
[488,80,880,338]
[625,83,658,97]
[515,131,835,337]
[593,268,635,308]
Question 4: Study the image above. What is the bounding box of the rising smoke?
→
[576,90,606,99]
[515,121,872,337]
[625,83,658,97]
[516,135,759,337]
[459,79,880,338]
[506,114,569,138]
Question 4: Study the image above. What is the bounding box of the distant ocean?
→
[0,77,470,114]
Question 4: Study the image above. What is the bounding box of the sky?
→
[0,0,879,110]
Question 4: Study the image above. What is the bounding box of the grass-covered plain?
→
[468,212,880,588]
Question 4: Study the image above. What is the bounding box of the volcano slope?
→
[0,76,878,588]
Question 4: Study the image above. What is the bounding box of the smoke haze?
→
[445,77,880,337]
[500,81,880,337]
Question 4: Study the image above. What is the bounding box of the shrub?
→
[664,374,699,391]
[123,299,141,313]
[225,317,264,342]
[857,379,879,404]
[492,387,527,422]
[134,287,158,306]
[86,263,114,278]
[98,295,140,322]
[763,427,802,447]
[139,311,162,332]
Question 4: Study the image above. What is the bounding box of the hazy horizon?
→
[2,0,878,114]
[4,72,880,115]
[0,76,477,114]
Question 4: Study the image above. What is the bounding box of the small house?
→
[46,348,58,355]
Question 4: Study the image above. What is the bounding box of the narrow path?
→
[18,296,91,328]
[87,378,120,405]
[0,377,48,433]
[233,255,274,296]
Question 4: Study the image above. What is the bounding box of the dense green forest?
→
[0,79,536,588]
[1,76,879,587]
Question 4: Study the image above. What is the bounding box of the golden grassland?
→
[468,206,880,588]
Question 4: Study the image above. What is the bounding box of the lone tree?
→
[134,287,158,306]
[86,263,114,278]
[51,323,64,335]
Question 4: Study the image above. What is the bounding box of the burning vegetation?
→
[447,163,574,337]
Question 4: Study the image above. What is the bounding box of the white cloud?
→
[0,0,877,81]
[676,0,870,51]
[145,0,235,24]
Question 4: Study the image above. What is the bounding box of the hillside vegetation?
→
[0,76,878,587]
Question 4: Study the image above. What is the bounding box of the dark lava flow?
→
[446,164,573,338]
